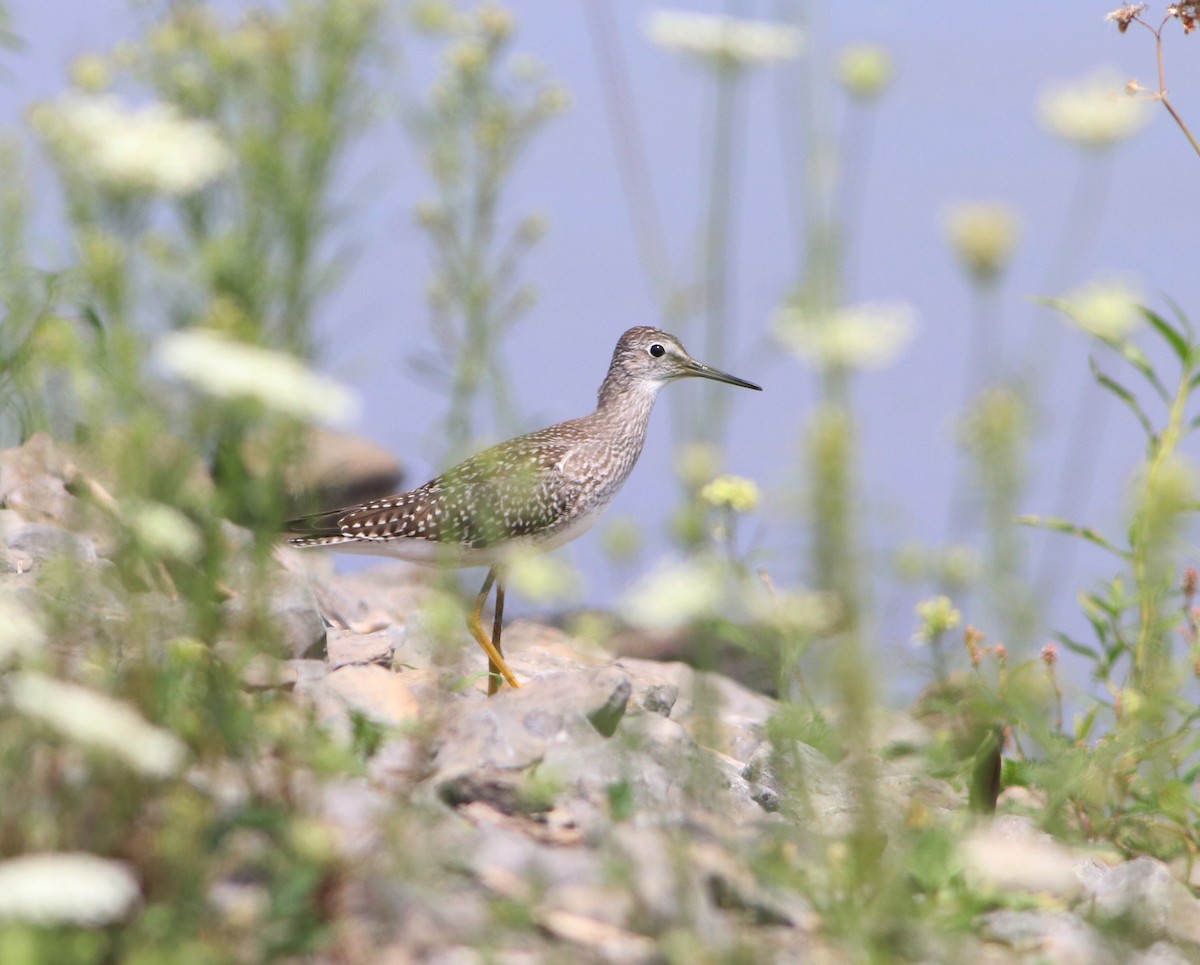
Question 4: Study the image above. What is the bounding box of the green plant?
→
[404,2,567,462]
[1018,300,1200,852]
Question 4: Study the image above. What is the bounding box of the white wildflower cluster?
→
[30,93,234,196]
[619,555,727,631]
[645,10,803,68]
[154,329,361,426]
[0,853,140,926]
[6,671,188,779]
[774,300,917,371]
[1038,70,1152,150]
[941,201,1021,283]
[126,500,204,562]
[1044,277,1144,341]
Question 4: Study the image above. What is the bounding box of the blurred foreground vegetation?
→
[1,1,1199,962]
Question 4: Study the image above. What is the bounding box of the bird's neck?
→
[593,374,662,447]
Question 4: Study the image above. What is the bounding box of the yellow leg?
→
[468,567,520,691]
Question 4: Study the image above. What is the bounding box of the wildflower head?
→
[774,300,917,371]
[645,10,804,70]
[7,672,187,778]
[699,475,761,514]
[0,853,140,926]
[1168,3,1199,32]
[959,386,1028,465]
[126,500,203,563]
[942,201,1021,284]
[1106,4,1148,32]
[619,555,725,631]
[964,625,985,666]
[915,595,962,642]
[30,93,234,196]
[1040,277,1144,342]
[153,329,360,426]
[1185,567,1199,597]
[70,54,111,93]
[836,44,894,101]
[1038,70,1152,150]
[1041,643,1058,667]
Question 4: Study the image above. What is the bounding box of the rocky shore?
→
[3,433,1199,963]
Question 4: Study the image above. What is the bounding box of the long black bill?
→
[686,359,762,392]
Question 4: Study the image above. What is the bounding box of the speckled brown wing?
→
[286,433,584,550]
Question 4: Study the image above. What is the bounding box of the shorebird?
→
[286,326,761,693]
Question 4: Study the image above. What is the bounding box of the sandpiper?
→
[286,326,761,693]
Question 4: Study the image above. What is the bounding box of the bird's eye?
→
[649,343,666,358]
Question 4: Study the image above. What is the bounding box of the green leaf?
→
[1075,704,1101,741]
[1001,757,1033,789]
[1141,306,1189,362]
[1113,342,1171,402]
[969,726,1004,815]
[1016,514,1128,558]
[1052,630,1100,661]
[1162,293,1194,341]
[80,304,105,332]
[1088,356,1157,438]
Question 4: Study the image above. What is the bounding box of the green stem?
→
[699,64,740,446]
[1130,365,1192,688]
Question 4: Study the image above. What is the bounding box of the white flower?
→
[31,93,234,196]
[504,551,582,605]
[0,589,45,665]
[7,672,187,779]
[645,10,803,68]
[962,825,1081,898]
[1042,277,1144,341]
[1038,70,1152,150]
[942,201,1021,282]
[837,43,894,101]
[619,555,726,631]
[0,853,140,926]
[775,300,917,370]
[747,586,839,637]
[127,500,203,562]
[154,329,361,426]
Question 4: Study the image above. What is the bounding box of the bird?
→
[285,326,762,694]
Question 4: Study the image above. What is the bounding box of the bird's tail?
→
[283,507,351,546]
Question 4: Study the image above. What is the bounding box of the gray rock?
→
[0,433,75,523]
[0,511,96,572]
[741,740,848,830]
[979,909,1120,964]
[327,626,395,669]
[322,665,425,726]
[1087,856,1200,948]
[641,683,678,717]
[269,571,327,658]
[274,425,404,512]
[429,667,631,812]
[1129,941,1197,965]
[224,569,326,659]
[241,656,326,691]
